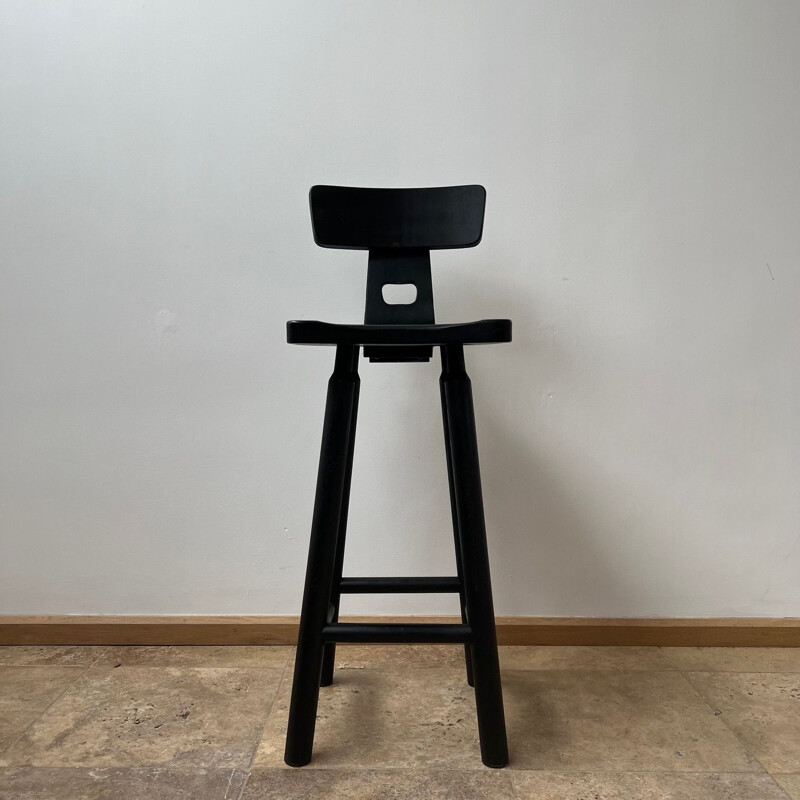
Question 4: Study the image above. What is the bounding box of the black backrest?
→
[309,185,486,362]
[309,185,486,250]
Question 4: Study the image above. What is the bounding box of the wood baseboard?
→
[1,615,799,647]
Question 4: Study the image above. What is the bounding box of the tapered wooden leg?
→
[284,345,360,767]
[320,370,360,687]
[440,370,475,687]
[441,344,509,769]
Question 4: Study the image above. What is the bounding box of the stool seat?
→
[287,319,511,347]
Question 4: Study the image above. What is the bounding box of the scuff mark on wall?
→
[153,309,178,342]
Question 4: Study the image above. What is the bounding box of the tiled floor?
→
[1,645,799,798]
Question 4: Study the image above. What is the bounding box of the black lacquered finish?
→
[441,344,508,767]
[339,576,461,594]
[323,623,472,644]
[286,319,511,348]
[284,345,360,766]
[310,185,486,250]
[284,185,510,769]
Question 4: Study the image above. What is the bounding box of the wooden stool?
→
[284,185,511,768]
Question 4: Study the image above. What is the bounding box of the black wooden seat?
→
[284,184,510,769]
[287,319,512,347]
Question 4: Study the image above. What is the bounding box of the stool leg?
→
[320,371,360,687]
[284,345,360,767]
[440,372,475,687]
[441,344,509,769]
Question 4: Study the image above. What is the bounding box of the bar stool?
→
[284,185,511,768]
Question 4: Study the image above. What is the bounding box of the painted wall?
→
[2,1,799,617]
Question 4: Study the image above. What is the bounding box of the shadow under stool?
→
[284,184,511,768]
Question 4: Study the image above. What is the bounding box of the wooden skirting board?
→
[1,616,799,647]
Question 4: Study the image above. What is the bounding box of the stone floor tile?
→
[290,644,675,675]
[255,666,758,772]
[97,646,292,669]
[510,771,790,799]
[0,665,285,770]
[774,774,800,800]
[0,667,84,752]
[240,768,515,799]
[686,672,800,772]
[421,644,475,668]
[254,667,482,768]
[0,647,105,667]
[0,767,247,800]
[499,646,675,671]
[663,648,800,673]
[502,669,760,771]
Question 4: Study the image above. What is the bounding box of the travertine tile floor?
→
[1,645,799,798]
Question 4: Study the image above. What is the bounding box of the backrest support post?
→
[364,248,434,362]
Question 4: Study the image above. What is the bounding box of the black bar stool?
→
[284,185,511,768]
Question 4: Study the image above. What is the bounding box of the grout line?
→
[771,775,800,800]
[0,651,105,759]
[669,670,800,675]
[671,666,791,796]
[681,671,798,798]
[0,646,110,670]
[222,767,242,800]
[247,646,292,768]
[503,769,777,775]
[86,646,111,669]
[657,645,680,671]
[499,667,689,675]
[232,645,294,798]
[506,768,523,800]
[656,646,800,675]
[0,664,90,669]
[504,771,795,800]
[224,766,800,774]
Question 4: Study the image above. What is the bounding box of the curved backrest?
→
[309,184,486,363]
[309,185,486,250]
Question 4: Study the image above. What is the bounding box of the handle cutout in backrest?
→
[365,249,434,325]
[381,283,418,305]
[364,248,435,363]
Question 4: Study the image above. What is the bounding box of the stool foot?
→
[284,345,360,767]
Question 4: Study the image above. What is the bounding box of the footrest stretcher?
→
[338,576,461,594]
[321,622,472,644]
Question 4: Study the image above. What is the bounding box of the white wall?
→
[1,0,799,617]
